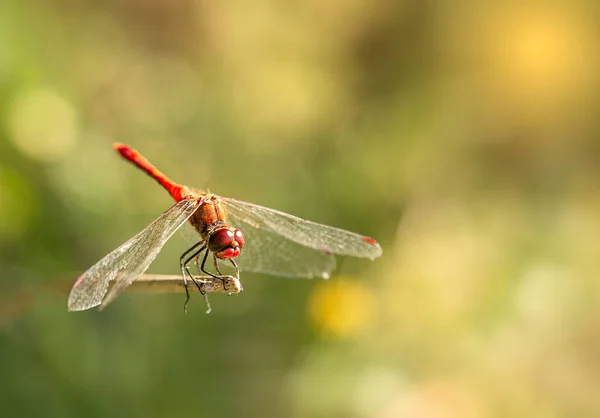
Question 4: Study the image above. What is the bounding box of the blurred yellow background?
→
[1,0,600,417]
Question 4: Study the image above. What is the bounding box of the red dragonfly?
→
[68,144,382,312]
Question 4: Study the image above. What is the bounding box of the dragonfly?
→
[67,143,382,312]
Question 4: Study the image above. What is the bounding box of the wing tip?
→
[362,236,378,246]
[362,236,383,259]
[67,277,103,312]
[67,299,100,312]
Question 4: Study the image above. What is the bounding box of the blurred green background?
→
[2,0,600,417]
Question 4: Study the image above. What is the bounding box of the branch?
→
[116,274,243,294]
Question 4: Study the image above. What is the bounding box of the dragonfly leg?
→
[216,255,241,294]
[197,254,235,295]
[213,254,224,276]
[180,242,208,313]
[200,250,239,293]
[180,242,200,312]
[228,258,242,293]
[183,246,212,314]
[229,258,240,280]
[199,249,223,279]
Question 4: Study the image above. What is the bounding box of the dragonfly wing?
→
[179,222,205,247]
[67,199,200,311]
[179,209,335,278]
[221,198,382,258]
[221,198,381,278]
[227,212,337,278]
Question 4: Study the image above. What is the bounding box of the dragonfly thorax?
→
[187,194,245,259]
[188,194,227,236]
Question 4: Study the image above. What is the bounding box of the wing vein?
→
[67,199,199,311]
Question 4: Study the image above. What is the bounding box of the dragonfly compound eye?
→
[208,229,235,253]
[233,229,245,248]
[209,228,243,259]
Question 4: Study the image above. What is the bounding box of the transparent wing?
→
[230,216,337,278]
[180,222,336,279]
[67,199,200,311]
[221,197,382,278]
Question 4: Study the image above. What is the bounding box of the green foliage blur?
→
[2,1,600,417]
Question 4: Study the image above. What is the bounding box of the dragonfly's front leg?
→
[196,250,240,294]
[214,256,243,294]
[229,259,243,292]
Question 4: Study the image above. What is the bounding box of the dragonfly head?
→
[208,227,245,259]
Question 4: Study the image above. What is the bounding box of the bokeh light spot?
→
[308,279,374,338]
[471,4,600,131]
[490,8,597,103]
[8,88,79,162]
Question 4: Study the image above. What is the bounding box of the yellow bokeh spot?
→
[308,279,374,338]
[492,8,596,101]
[8,88,79,162]
[475,4,599,125]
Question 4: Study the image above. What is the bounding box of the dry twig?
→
[122,274,243,294]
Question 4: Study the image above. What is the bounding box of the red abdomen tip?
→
[112,143,184,202]
[113,143,134,158]
[363,236,378,246]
